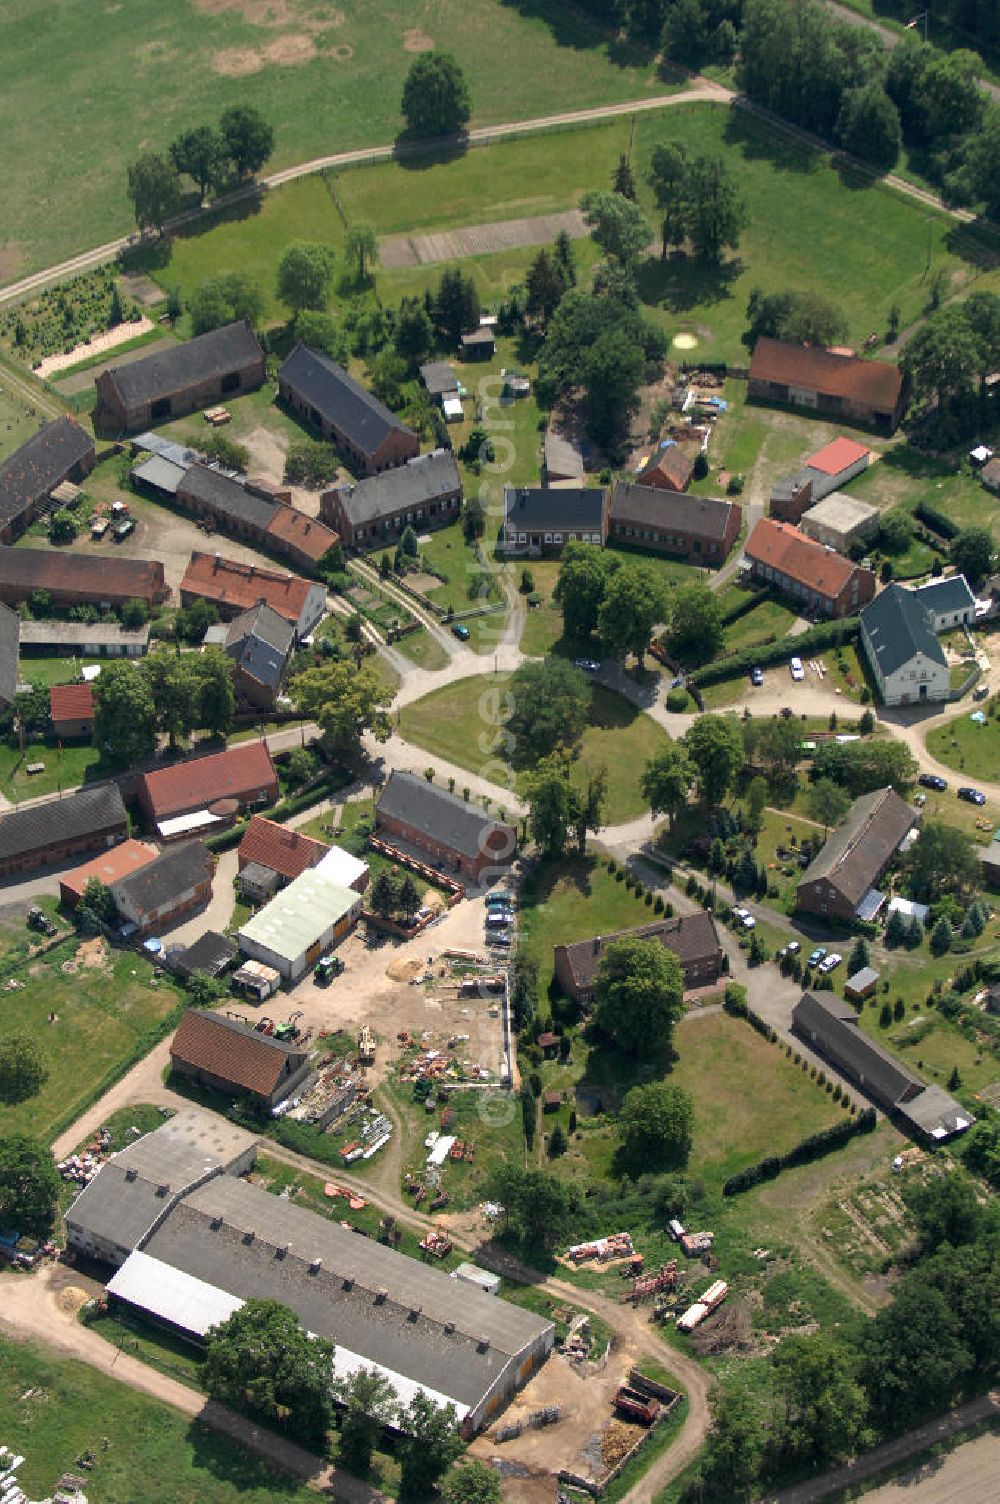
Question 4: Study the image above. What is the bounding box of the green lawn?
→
[0,372,46,463]
[0,739,109,803]
[299,797,452,899]
[0,1334,320,1504]
[722,597,799,655]
[1,0,658,277]
[16,655,103,688]
[851,448,1000,541]
[926,707,1000,781]
[398,677,671,823]
[0,934,183,1144]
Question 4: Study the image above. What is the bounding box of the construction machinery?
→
[273,1010,303,1042]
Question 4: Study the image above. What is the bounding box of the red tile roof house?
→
[49,682,95,740]
[554,912,725,1007]
[610,484,741,565]
[179,551,326,638]
[0,549,168,610]
[264,505,340,573]
[237,815,329,887]
[136,741,279,837]
[744,518,876,618]
[59,838,158,908]
[635,444,695,493]
[748,338,907,433]
[770,437,874,524]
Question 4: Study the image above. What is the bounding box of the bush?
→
[914,500,958,541]
[666,687,689,712]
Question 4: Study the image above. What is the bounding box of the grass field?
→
[0,930,182,1143]
[926,706,1000,780]
[0,376,44,463]
[0,0,658,277]
[398,676,670,823]
[0,740,109,803]
[851,447,1000,539]
[0,1333,319,1504]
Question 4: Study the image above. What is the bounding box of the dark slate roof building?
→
[173,929,238,980]
[859,585,949,707]
[320,449,462,545]
[554,912,724,1004]
[95,321,265,434]
[419,361,459,398]
[278,345,419,476]
[111,1172,553,1432]
[792,992,974,1142]
[0,600,19,712]
[609,483,741,565]
[223,601,295,708]
[0,417,96,542]
[912,574,977,631]
[376,770,516,884]
[111,841,215,935]
[796,787,918,922]
[500,485,608,555]
[176,465,277,543]
[63,1109,258,1268]
[0,784,128,878]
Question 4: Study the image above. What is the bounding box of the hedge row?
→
[688,615,860,687]
[719,587,773,627]
[914,500,959,541]
[723,1107,878,1196]
[203,773,350,853]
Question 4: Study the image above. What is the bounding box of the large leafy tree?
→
[0,1034,48,1106]
[685,155,746,262]
[597,564,669,666]
[291,661,392,763]
[277,241,337,313]
[0,1135,61,1236]
[750,716,804,782]
[189,273,263,335]
[592,935,685,1058]
[771,1335,870,1471]
[905,820,980,901]
[486,1162,579,1248]
[806,777,851,832]
[666,581,723,665]
[811,737,916,796]
[683,714,744,806]
[525,248,569,326]
[580,191,653,268]
[170,125,225,201]
[142,649,201,750]
[648,142,690,258]
[554,542,618,640]
[860,1281,973,1429]
[92,659,157,767]
[126,152,182,233]
[904,1174,983,1253]
[836,83,902,170]
[900,309,985,413]
[617,1081,694,1170]
[745,288,847,350]
[701,1381,767,1500]
[951,526,994,586]
[219,106,274,179]
[205,1300,333,1444]
[640,743,693,831]
[441,1460,502,1504]
[401,51,471,136]
[506,659,591,766]
[195,646,236,739]
[523,752,578,859]
[336,1366,395,1474]
[397,1392,464,1500]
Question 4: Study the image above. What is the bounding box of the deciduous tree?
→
[666,582,723,664]
[0,1034,48,1106]
[640,743,693,830]
[401,51,471,137]
[0,1135,60,1236]
[553,543,617,640]
[506,659,591,766]
[580,191,653,268]
[336,1366,395,1474]
[397,1392,465,1499]
[592,935,685,1058]
[219,106,274,179]
[771,1335,870,1470]
[597,564,668,666]
[618,1081,694,1170]
[951,526,994,585]
[291,661,392,763]
[346,224,379,285]
[126,152,182,233]
[189,272,263,334]
[904,820,979,900]
[205,1299,333,1444]
[277,241,337,313]
[441,1460,502,1504]
[683,714,744,805]
[170,125,225,201]
[93,659,157,766]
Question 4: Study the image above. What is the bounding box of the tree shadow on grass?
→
[722,112,820,176]
[521,851,599,908]
[636,252,743,315]
[497,0,655,69]
[946,219,1000,271]
[392,134,470,173]
[186,1415,322,1493]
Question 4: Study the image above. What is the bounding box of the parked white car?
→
[818,952,842,974]
[789,656,805,682]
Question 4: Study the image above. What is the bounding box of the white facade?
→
[862,634,949,706]
[296,582,328,639]
[238,867,361,981]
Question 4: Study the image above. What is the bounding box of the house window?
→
[544,532,553,543]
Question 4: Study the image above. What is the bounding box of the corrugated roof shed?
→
[750,338,904,411]
[238,867,359,961]
[49,682,95,723]
[178,465,277,534]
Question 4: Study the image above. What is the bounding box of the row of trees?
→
[127,107,275,231]
[93,649,236,766]
[900,289,1000,445]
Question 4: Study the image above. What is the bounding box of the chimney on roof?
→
[342,1276,354,1290]
[476,1337,490,1353]
[210,1216,223,1230]
[156,1183,169,1197]
[309,1257,323,1274]
[276,1242,290,1260]
[214,553,220,570]
[408,1305,421,1322]
[125,1167,138,1182]
[243,1230,255,1245]
[593,935,601,954]
[375,1288,388,1304]
[444,1320,455,1335]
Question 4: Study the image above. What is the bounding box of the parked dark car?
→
[918,773,948,792]
[958,786,987,806]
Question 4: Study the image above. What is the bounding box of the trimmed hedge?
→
[914,500,959,541]
[723,1107,877,1195]
[688,616,860,687]
[719,587,773,626]
[203,772,350,853]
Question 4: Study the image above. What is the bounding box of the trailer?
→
[613,1386,660,1425]
[676,1279,728,1333]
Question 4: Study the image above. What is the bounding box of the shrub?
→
[688,616,859,687]
[666,687,689,712]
